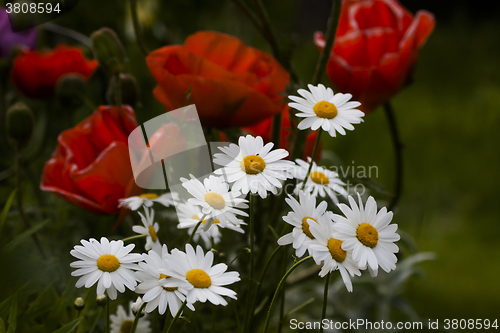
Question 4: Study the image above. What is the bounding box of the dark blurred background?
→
[1,0,499,328]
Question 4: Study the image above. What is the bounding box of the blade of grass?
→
[3,219,49,253]
[0,189,16,233]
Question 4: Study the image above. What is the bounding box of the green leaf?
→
[7,293,18,333]
[26,284,58,318]
[3,219,49,253]
[0,318,6,333]
[267,224,279,240]
[0,189,17,233]
[52,318,82,333]
[286,297,315,316]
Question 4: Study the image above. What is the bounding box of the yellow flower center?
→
[301,217,317,239]
[120,320,134,333]
[310,171,329,185]
[313,101,338,119]
[139,193,159,200]
[356,223,379,248]
[327,238,346,263]
[204,192,226,210]
[148,225,158,243]
[240,155,266,174]
[186,268,211,288]
[96,254,120,272]
[159,273,178,291]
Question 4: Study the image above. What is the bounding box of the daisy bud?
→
[90,28,127,74]
[131,297,145,318]
[73,297,85,310]
[96,294,107,307]
[6,102,34,149]
[56,74,86,108]
[106,73,139,108]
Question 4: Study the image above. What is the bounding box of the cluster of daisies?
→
[69,84,399,331]
[279,192,400,291]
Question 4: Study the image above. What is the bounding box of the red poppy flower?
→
[11,44,98,99]
[40,106,140,214]
[315,0,435,113]
[146,31,290,128]
[244,106,321,161]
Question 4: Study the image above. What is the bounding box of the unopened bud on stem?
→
[6,102,34,149]
[91,28,127,75]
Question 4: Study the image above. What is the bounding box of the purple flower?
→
[0,7,37,58]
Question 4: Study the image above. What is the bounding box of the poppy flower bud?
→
[6,102,34,149]
[106,73,139,108]
[73,297,85,311]
[90,28,127,75]
[56,73,86,108]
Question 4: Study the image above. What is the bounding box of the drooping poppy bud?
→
[6,101,34,149]
[56,73,86,108]
[91,28,127,75]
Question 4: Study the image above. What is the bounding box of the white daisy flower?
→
[293,157,348,204]
[288,84,364,137]
[118,192,178,211]
[70,237,142,300]
[277,191,329,257]
[213,135,295,198]
[332,194,400,276]
[132,207,162,253]
[161,244,240,306]
[306,215,361,292]
[177,201,245,247]
[181,175,248,230]
[135,245,194,316]
[110,302,151,333]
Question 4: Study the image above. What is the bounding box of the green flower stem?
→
[130,0,149,56]
[249,194,256,283]
[245,246,282,333]
[165,299,187,333]
[16,149,47,258]
[230,0,269,45]
[277,247,288,333]
[263,255,312,333]
[130,302,147,333]
[291,0,341,161]
[384,102,404,210]
[311,0,342,85]
[244,194,256,331]
[42,23,92,47]
[106,293,110,333]
[319,272,331,333]
[253,0,281,61]
[271,111,283,151]
[114,73,122,107]
[122,234,147,243]
[187,214,207,245]
[299,128,323,192]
